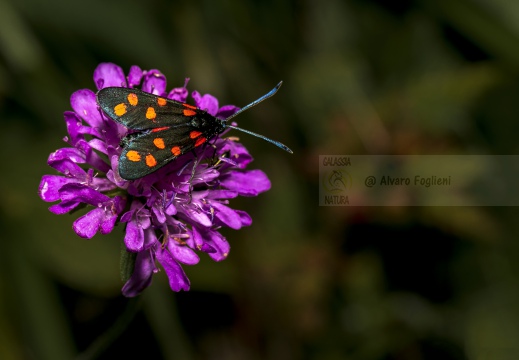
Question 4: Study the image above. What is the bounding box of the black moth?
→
[96,82,292,180]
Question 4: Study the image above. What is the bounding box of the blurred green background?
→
[2,0,519,359]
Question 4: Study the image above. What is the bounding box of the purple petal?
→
[151,197,167,224]
[153,208,166,224]
[70,89,104,129]
[58,183,110,206]
[156,248,190,291]
[220,170,271,196]
[104,120,126,148]
[190,226,203,249]
[122,250,156,297]
[202,228,230,262]
[73,207,106,239]
[216,105,240,119]
[128,65,143,88]
[125,219,145,251]
[102,196,125,233]
[75,139,110,173]
[211,202,243,230]
[91,178,118,193]
[168,80,189,102]
[124,201,153,251]
[120,210,134,223]
[107,155,127,187]
[70,195,122,238]
[88,138,108,155]
[207,190,238,200]
[227,141,252,159]
[192,226,230,261]
[142,69,166,95]
[218,141,253,168]
[64,112,84,145]
[167,241,199,265]
[191,190,210,201]
[180,205,212,227]
[165,202,177,216]
[235,210,252,227]
[64,111,102,145]
[100,214,118,234]
[192,168,220,184]
[94,62,127,89]
[199,243,216,253]
[49,201,80,215]
[192,91,219,115]
[48,148,86,165]
[191,226,217,253]
[138,212,151,230]
[143,228,158,249]
[39,175,76,202]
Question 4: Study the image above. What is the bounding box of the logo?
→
[322,169,351,193]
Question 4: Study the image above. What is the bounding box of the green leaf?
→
[120,241,137,283]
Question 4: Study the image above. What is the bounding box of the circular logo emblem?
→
[322,169,351,193]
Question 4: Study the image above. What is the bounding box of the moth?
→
[97,82,292,180]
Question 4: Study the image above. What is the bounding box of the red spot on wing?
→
[190,130,202,139]
[157,97,167,106]
[126,150,141,162]
[151,126,170,132]
[146,107,157,120]
[171,146,181,156]
[145,154,157,167]
[195,137,206,147]
[127,93,138,106]
[153,138,165,149]
[114,103,127,116]
[183,109,196,116]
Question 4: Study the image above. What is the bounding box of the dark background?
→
[2,0,519,359]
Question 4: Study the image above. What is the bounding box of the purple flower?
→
[39,63,271,297]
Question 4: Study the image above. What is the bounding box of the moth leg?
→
[160,226,169,249]
[209,143,219,166]
[187,151,200,204]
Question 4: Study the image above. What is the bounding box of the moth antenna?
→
[225,81,283,122]
[224,82,292,153]
[225,125,293,153]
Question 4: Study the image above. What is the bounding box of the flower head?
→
[39,63,271,296]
